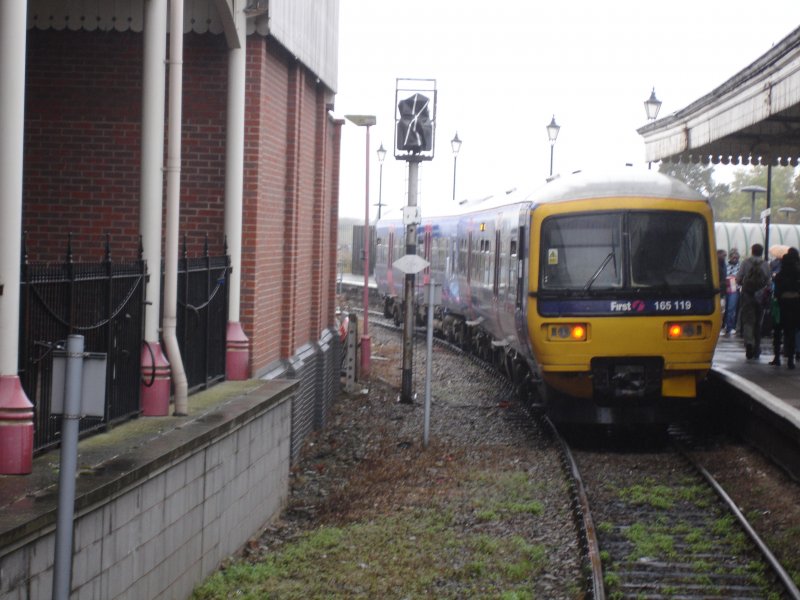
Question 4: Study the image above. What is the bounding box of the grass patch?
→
[617,478,708,510]
[192,510,548,599]
[624,522,676,560]
[466,471,546,522]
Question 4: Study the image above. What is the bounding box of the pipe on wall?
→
[140,0,167,346]
[0,0,34,475]
[139,0,172,415]
[223,6,250,380]
[163,0,189,415]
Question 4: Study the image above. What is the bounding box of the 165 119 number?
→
[654,300,692,311]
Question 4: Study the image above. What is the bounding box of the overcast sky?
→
[334,2,800,220]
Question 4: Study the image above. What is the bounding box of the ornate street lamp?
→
[644,88,662,169]
[644,87,662,121]
[451,132,462,201]
[375,143,386,220]
[546,116,560,177]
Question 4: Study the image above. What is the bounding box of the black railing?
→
[19,235,146,452]
[172,237,230,393]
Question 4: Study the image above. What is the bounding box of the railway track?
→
[561,426,800,600]
[352,308,800,599]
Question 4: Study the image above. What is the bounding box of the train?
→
[374,169,722,424]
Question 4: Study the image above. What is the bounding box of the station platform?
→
[711,332,800,425]
[710,332,800,480]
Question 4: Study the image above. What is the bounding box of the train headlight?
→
[546,323,588,341]
[666,322,706,340]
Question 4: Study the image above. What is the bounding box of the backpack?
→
[741,258,770,295]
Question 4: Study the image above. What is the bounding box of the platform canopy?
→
[638,26,800,167]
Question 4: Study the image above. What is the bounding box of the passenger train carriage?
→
[375,170,722,424]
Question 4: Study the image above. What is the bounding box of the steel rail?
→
[680,446,800,600]
[543,417,606,600]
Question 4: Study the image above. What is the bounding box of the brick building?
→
[0,1,342,474]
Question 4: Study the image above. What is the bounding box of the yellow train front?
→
[526,170,722,424]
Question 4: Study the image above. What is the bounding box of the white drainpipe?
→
[0,0,35,475]
[140,0,167,350]
[163,0,188,415]
[225,7,246,323]
[0,0,27,378]
[138,0,172,416]
[222,5,251,380]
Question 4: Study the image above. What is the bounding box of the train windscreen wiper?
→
[584,251,616,291]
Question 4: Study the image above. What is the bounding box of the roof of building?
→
[638,26,800,166]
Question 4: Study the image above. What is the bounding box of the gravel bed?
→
[245,324,584,598]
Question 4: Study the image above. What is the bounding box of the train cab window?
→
[541,211,711,292]
[629,212,709,287]
[541,214,623,290]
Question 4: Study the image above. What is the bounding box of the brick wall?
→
[240,39,341,377]
[241,38,291,373]
[23,30,230,261]
[23,29,144,261]
[21,27,341,380]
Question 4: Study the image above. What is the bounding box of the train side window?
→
[515,227,525,309]
[467,232,473,283]
[493,231,501,295]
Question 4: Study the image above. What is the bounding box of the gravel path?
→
[246,324,584,598]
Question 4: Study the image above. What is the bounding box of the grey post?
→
[401,159,420,403]
[53,334,84,600]
[424,278,435,447]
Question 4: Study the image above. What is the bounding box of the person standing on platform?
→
[773,247,800,369]
[723,248,740,337]
[717,249,727,333]
[736,243,771,359]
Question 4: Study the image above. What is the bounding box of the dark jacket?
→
[775,257,800,300]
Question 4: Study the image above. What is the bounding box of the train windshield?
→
[540,211,710,292]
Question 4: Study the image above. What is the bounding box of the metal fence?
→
[19,236,146,452]
[173,236,230,393]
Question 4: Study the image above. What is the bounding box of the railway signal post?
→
[394,78,436,404]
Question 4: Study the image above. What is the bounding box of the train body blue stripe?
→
[537,297,715,317]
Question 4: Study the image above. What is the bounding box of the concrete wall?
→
[0,381,296,600]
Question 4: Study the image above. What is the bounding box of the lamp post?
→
[644,88,662,169]
[741,185,767,223]
[451,132,462,201]
[546,116,560,177]
[375,143,386,220]
[345,114,376,379]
